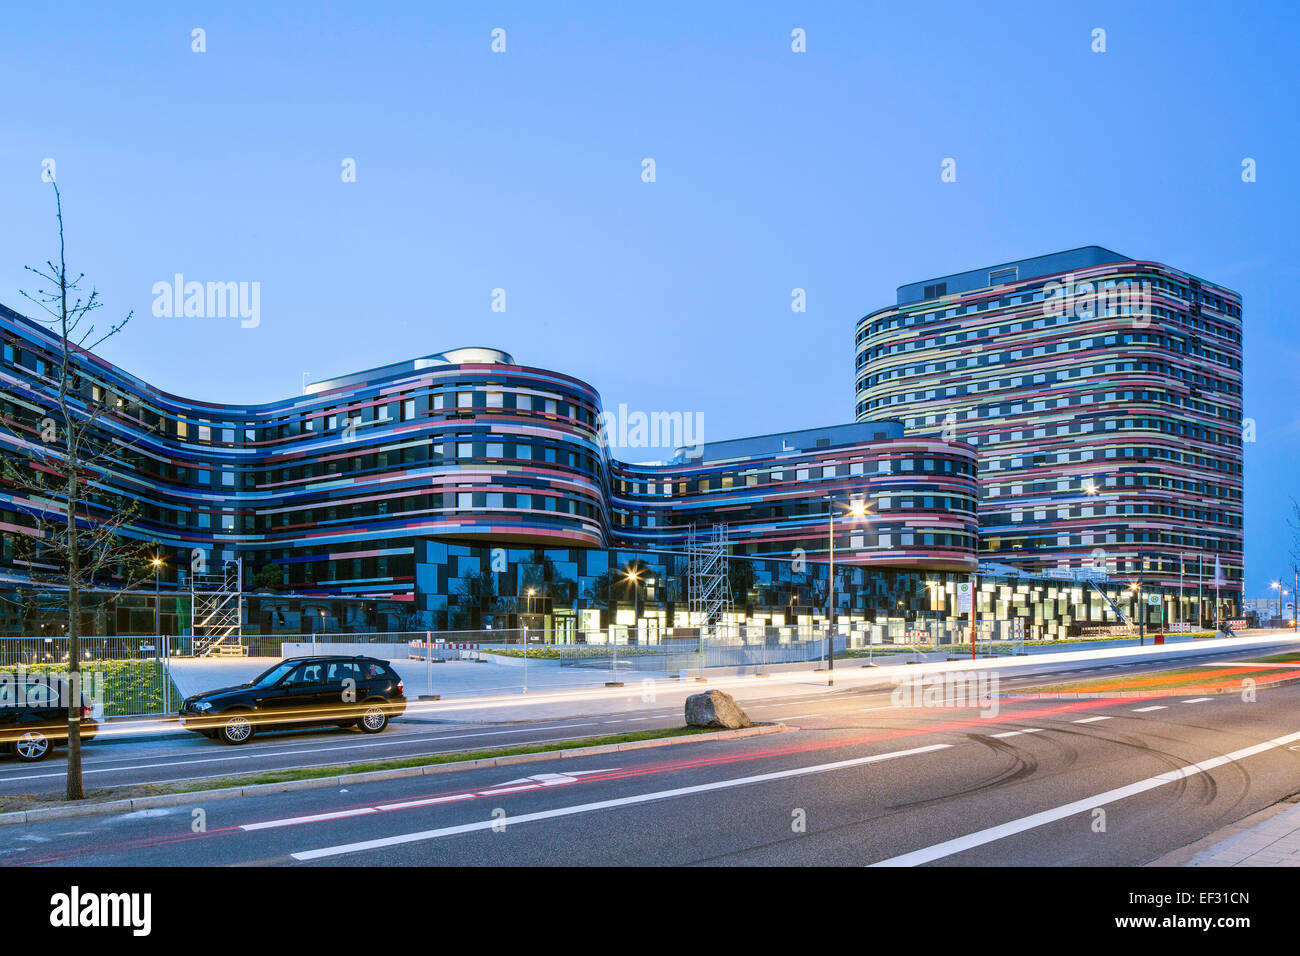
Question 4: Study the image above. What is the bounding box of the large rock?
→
[685,689,752,729]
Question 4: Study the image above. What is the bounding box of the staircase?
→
[688,523,733,636]
[192,559,244,657]
[1088,579,1131,626]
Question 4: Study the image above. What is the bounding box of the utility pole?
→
[1197,552,1203,629]
[1178,552,1184,627]
[1137,557,1145,647]
[827,495,835,687]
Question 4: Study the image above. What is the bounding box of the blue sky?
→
[1,1,1296,595]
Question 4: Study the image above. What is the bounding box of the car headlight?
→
[192,701,213,713]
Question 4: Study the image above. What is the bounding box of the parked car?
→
[0,676,99,762]
[179,655,406,745]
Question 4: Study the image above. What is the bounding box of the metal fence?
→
[0,636,183,718]
[845,619,1027,657]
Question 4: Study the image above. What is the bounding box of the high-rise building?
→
[855,247,1244,621]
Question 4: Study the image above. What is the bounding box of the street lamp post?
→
[1272,580,1282,628]
[152,555,167,713]
[523,588,535,693]
[825,495,868,687]
[152,556,162,637]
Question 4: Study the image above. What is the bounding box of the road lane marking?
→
[990,729,1044,738]
[374,794,475,812]
[1072,716,1112,724]
[1182,698,1212,704]
[871,729,1300,867]
[289,742,954,861]
[242,807,377,831]
[1132,706,1167,713]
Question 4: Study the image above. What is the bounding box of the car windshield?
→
[249,661,298,687]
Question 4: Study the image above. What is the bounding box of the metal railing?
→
[0,636,184,717]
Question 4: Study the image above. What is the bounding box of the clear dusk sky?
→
[1,1,1296,595]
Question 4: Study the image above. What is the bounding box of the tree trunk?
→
[65,474,84,801]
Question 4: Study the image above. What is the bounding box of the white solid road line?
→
[289,742,954,861]
[1132,706,1167,713]
[243,807,377,831]
[1072,716,1112,724]
[990,729,1044,738]
[871,729,1300,867]
[374,794,475,812]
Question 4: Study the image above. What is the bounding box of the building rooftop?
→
[304,347,515,394]
[896,246,1129,305]
[671,421,905,465]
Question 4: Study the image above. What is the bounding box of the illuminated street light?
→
[825,494,873,686]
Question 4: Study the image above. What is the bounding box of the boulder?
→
[685,689,752,729]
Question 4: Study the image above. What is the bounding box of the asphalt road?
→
[5,639,1300,866]
[2,638,1294,796]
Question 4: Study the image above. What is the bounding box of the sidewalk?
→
[1152,799,1300,867]
[141,629,1300,733]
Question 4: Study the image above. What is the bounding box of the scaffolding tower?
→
[192,557,244,656]
[687,523,733,636]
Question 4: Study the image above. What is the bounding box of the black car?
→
[0,676,99,762]
[179,655,406,745]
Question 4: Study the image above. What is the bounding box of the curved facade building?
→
[0,303,976,634]
[855,247,1244,619]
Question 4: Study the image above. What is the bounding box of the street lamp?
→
[624,567,642,643]
[152,555,168,713]
[1271,581,1282,627]
[825,495,870,687]
[1126,579,1148,646]
[151,556,163,637]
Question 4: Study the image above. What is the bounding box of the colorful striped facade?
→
[0,303,976,631]
[855,247,1244,611]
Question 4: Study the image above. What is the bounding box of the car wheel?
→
[13,731,51,762]
[358,704,389,734]
[219,713,255,745]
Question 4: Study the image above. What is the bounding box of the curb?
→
[0,723,785,827]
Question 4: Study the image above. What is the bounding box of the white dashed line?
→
[1072,716,1112,724]
[990,728,1044,738]
[1132,706,1167,713]
[1182,697,1213,704]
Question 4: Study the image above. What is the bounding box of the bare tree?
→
[1,182,148,799]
